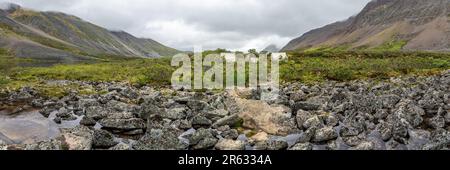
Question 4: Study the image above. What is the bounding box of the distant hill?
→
[0,3,180,62]
[261,44,280,53]
[282,0,450,52]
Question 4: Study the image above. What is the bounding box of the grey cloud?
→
[1,0,371,51]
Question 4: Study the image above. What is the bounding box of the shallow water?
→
[0,109,59,144]
[0,107,81,145]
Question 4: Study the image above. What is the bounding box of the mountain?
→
[0,3,179,62]
[282,0,450,52]
[261,44,280,53]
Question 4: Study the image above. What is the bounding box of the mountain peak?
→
[0,2,21,13]
[282,0,450,52]
[262,44,280,53]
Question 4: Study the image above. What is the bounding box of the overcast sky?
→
[1,0,371,51]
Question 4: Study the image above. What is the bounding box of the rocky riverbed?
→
[0,70,449,150]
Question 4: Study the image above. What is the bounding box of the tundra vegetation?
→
[1,49,449,98]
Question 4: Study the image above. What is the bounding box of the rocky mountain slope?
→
[0,3,179,61]
[282,0,450,52]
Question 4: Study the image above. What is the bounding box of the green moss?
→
[372,40,407,51]
[231,118,244,129]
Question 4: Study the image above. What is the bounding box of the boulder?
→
[60,126,94,150]
[93,129,118,148]
[215,139,245,150]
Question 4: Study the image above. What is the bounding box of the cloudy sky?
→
[1,0,371,51]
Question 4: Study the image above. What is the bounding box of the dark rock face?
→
[0,70,449,150]
[282,0,450,52]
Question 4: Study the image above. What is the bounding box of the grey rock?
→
[253,141,268,150]
[267,140,289,150]
[219,128,239,140]
[205,109,229,120]
[85,106,108,120]
[215,139,245,150]
[351,141,375,150]
[296,109,313,129]
[80,116,96,126]
[162,107,187,120]
[39,107,56,118]
[296,128,316,143]
[188,128,218,150]
[379,95,401,108]
[376,121,393,141]
[133,128,186,150]
[289,142,313,150]
[60,126,94,150]
[212,114,242,128]
[313,127,338,142]
[99,118,146,131]
[427,115,446,129]
[78,99,100,109]
[303,116,323,130]
[340,125,362,137]
[191,116,212,129]
[423,129,450,150]
[292,101,320,113]
[187,100,209,112]
[290,91,307,102]
[109,143,131,150]
[93,129,118,148]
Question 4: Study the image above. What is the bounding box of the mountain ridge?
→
[282,0,450,52]
[0,3,180,62]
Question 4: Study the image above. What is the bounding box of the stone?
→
[290,91,307,102]
[232,97,296,136]
[292,101,321,112]
[188,128,218,150]
[78,99,99,109]
[289,142,313,150]
[325,114,339,127]
[40,107,58,118]
[80,116,96,126]
[267,140,289,150]
[85,106,108,120]
[340,125,362,137]
[220,129,239,140]
[352,141,375,150]
[379,95,401,108]
[215,139,245,150]
[93,130,118,148]
[296,109,313,129]
[249,132,269,144]
[303,116,323,130]
[53,117,62,124]
[133,128,186,150]
[99,118,146,131]
[312,127,337,142]
[187,100,209,112]
[212,114,242,128]
[109,143,131,150]
[253,141,268,150]
[162,107,188,120]
[376,121,393,141]
[205,109,229,120]
[427,115,445,129]
[191,116,212,129]
[61,126,94,150]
